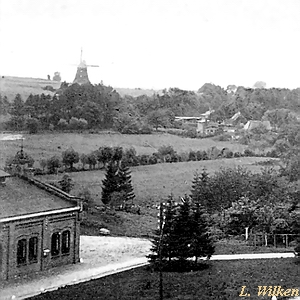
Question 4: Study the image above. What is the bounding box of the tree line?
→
[1,81,300,133]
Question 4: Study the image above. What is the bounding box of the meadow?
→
[0,76,60,101]
[38,156,275,237]
[39,157,270,208]
[29,258,300,300]
[0,132,247,167]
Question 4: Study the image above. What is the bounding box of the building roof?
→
[0,170,11,178]
[244,120,271,131]
[0,176,79,220]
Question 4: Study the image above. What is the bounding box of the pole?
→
[158,202,164,300]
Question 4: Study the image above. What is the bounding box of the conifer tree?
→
[147,196,177,264]
[101,162,119,205]
[172,195,195,261]
[190,203,215,263]
[117,162,135,204]
[190,168,213,212]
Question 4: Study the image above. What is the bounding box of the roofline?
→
[18,174,82,206]
[0,206,81,223]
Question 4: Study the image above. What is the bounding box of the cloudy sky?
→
[0,0,300,90]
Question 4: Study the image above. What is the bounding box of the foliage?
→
[58,174,74,193]
[46,155,62,174]
[148,195,214,266]
[62,147,79,170]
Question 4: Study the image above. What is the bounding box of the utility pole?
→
[157,202,165,300]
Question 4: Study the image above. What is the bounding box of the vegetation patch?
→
[28,258,300,300]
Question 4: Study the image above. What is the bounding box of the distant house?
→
[0,170,82,280]
[244,120,272,131]
[197,121,220,135]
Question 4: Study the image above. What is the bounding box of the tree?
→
[101,162,119,205]
[80,153,89,170]
[172,196,195,261]
[62,147,79,170]
[117,162,135,204]
[47,155,62,174]
[58,174,74,193]
[87,152,97,169]
[26,118,39,134]
[147,196,178,264]
[190,203,215,263]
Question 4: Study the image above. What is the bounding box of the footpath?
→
[0,236,297,300]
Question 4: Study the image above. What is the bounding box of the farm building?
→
[0,170,82,280]
[244,120,272,131]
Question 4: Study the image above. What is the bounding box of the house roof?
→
[244,120,271,131]
[0,176,79,220]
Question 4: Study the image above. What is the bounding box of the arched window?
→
[51,232,60,256]
[29,237,38,262]
[17,239,27,265]
[62,230,70,254]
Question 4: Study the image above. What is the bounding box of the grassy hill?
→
[0,75,162,101]
[0,76,61,101]
[0,132,247,167]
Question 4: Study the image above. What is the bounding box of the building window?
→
[17,239,27,265]
[61,230,70,254]
[29,237,38,262]
[51,232,60,256]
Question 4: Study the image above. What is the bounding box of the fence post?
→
[245,227,249,241]
[265,234,268,247]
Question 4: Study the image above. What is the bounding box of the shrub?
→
[57,118,68,130]
[244,149,255,157]
[215,133,232,142]
[148,155,158,164]
[139,154,149,165]
[234,152,242,158]
[188,150,197,161]
[26,118,39,134]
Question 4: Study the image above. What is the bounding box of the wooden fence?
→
[248,233,300,248]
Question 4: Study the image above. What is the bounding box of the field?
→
[0,132,247,167]
[39,157,270,208]
[38,156,274,237]
[0,76,61,101]
[29,258,300,300]
[0,76,163,102]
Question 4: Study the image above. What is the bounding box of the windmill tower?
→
[73,48,99,85]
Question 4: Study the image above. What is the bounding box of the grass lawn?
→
[29,258,300,300]
[0,132,247,167]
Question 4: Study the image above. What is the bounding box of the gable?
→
[0,176,78,219]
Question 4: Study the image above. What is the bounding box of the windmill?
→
[73,48,99,85]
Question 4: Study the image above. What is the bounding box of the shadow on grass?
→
[147,260,210,273]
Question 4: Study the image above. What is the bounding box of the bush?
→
[148,155,158,164]
[138,154,149,165]
[26,118,39,134]
[188,150,197,161]
[57,118,68,130]
[234,152,242,158]
[215,133,232,141]
[244,149,255,157]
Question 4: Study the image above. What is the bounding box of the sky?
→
[0,0,300,90]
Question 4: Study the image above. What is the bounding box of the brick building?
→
[0,170,82,280]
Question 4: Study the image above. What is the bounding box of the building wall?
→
[0,210,80,280]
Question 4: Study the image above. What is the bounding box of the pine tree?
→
[101,162,119,205]
[190,203,215,263]
[172,195,195,261]
[190,168,213,212]
[117,162,135,204]
[147,196,177,265]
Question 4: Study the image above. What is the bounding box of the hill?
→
[0,76,61,101]
[0,75,163,101]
